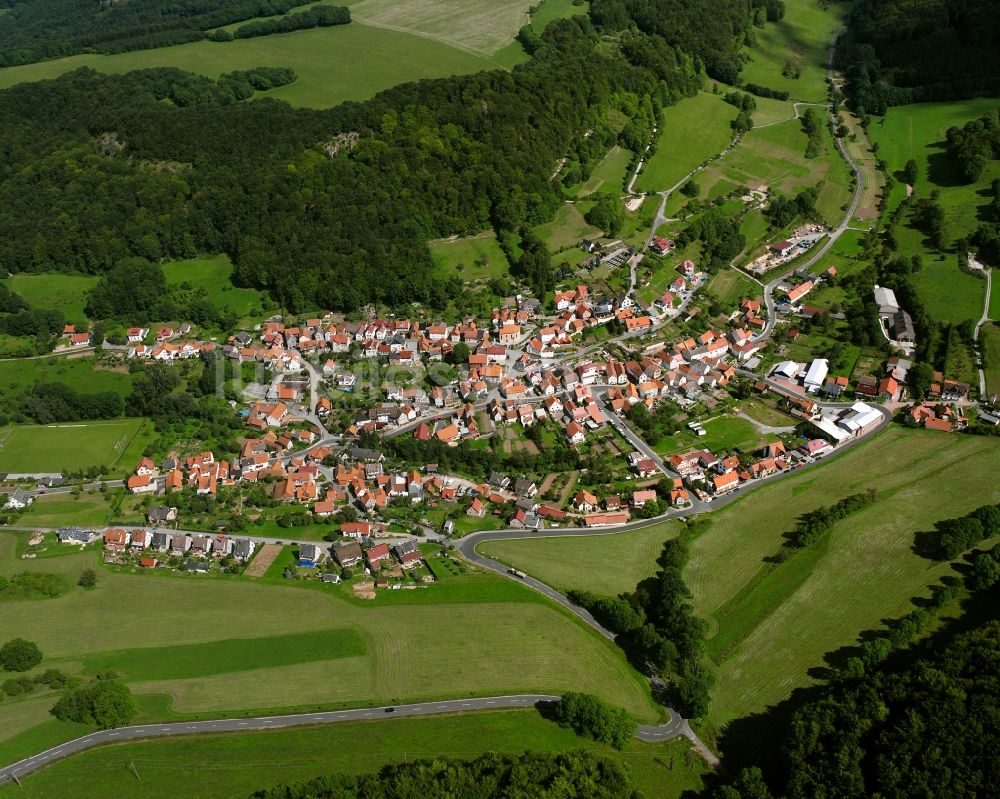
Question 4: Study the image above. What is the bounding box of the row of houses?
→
[97,528,256,562]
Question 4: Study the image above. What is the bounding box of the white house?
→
[4,488,33,510]
[803,358,829,393]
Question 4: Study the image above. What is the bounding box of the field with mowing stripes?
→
[0,418,152,475]
[0,531,657,767]
[686,427,1000,726]
[0,711,706,799]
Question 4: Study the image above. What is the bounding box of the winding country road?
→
[0,694,687,785]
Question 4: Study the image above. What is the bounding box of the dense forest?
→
[0,4,745,314]
[843,0,1000,113]
[0,0,348,66]
[251,750,641,799]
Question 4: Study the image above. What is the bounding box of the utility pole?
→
[128,761,140,781]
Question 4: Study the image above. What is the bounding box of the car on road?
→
[384,707,396,713]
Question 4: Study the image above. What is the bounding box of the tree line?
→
[251,750,642,799]
[210,4,350,42]
[571,521,712,718]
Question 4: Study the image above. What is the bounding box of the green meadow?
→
[0,23,499,109]
[870,98,1000,236]
[428,233,512,283]
[481,522,681,598]
[0,530,657,768]
[0,710,706,799]
[636,92,736,193]
[739,0,847,103]
[0,418,153,475]
[4,274,98,323]
[163,254,269,322]
[686,427,1000,726]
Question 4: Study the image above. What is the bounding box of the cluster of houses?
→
[125,437,333,505]
[80,526,256,570]
[327,537,425,575]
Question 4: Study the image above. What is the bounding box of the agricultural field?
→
[479,522,681,597]
[428,232,511,283]
[738,0,847,104]
[162,255,269,323]
[684,427,1000,726]
[869,98,1000,236]
[0,531,658,764]
[636,93,736,193]
[348,0,534,55]
[0,419,151,476]
[0,711,706,799]
[0,23,498,109]
[3,274,98,323]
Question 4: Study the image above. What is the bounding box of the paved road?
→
[972,258,992,397]
[0,693,693,784]
[755,29,864,345]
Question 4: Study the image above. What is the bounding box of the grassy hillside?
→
[3,274,98,323]
[686,427,1000,726]
[0,710,707,799]
[870,99,1000,237]
[0,23,498,108]
[636,92,736,193]
[0,532,658,766]
[739,0,847,103]
[163,254,269,322]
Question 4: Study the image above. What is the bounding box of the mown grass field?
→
[0,23,498,108]
[0,530,658,765]
[636,93,736,193]
[162,255,269,322]
[739,0,847,103]
[534,202,602,252]
[3,274,98,323]
[349,0,533,55]
[17,492,120,527]
[480,522,681,598]
[0,418,152,475]
[0,711,707,799]
[428,232,511,283]
[870,98,1000,236]
[685,427,1000,726]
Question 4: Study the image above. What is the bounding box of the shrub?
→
[0,638,42,672]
